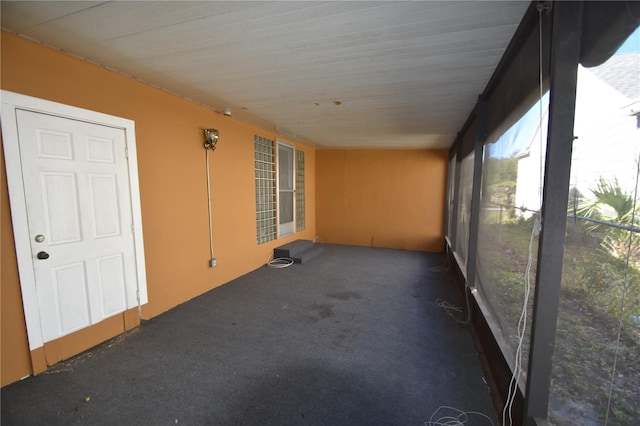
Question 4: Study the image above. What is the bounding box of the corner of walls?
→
[316,148,447,252]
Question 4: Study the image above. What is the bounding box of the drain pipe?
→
[204,129,219,268]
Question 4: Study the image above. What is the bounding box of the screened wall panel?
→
[446,153,456,242]
[484,5,551,146]
[549,44,640,425]
[443,4,639,425]
[453,117,477,272]
[475,92,549,387]
[454,152,474,272]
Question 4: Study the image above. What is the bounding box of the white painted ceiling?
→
[1,1,530,149]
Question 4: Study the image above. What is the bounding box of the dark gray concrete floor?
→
[1,244,495,425]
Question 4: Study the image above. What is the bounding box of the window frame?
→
[254,136,306,244]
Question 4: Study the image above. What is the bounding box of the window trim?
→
[276,140,296,238]
[255,136,306,244]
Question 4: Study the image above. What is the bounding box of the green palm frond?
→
[591,177,633,219]
[574,177,639,261]
[577,178,634,224]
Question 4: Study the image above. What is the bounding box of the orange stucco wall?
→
[315,149,447,252]
[1,142,33,384]
[0,31,316,386]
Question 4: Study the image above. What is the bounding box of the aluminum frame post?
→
[524,2,582,424]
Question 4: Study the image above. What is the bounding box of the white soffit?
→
[1,1,530,149]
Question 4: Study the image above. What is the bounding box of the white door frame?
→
[1,90,147,351]
[276,140,295,238]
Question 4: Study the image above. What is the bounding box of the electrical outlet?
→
[209,258,217,268]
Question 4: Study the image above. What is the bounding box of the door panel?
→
[89,174,121,238]
[97,253,127,317]
[42,172,82,243]
[51,261,90,335]
[16,109,138,343]
[37,128,74,159]
[86,136,116,163]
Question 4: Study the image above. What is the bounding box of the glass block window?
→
[295,149,305,232]
[254,135,276,244]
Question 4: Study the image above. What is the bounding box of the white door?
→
[10,107,142,344]
[277,141,295,237]
[17,110,137,342]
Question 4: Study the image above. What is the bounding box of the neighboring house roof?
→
[589,52,640,100]
[515,53,639,158]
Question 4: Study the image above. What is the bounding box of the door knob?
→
[36,251,50,260]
